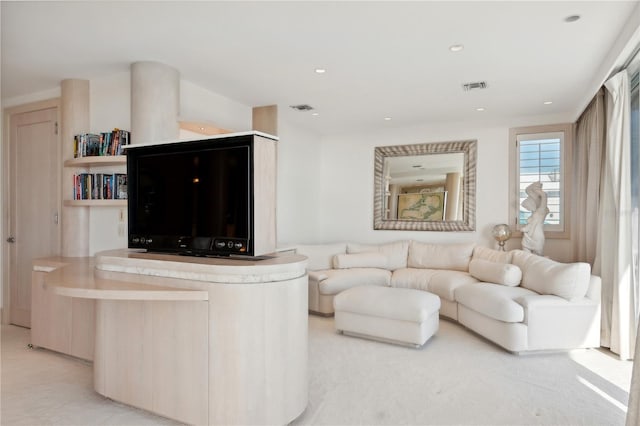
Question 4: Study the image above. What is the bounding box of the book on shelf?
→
[73,129,130,158]
[73,173,127,201]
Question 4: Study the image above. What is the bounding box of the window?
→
[509,124,572,238]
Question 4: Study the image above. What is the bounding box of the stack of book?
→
[74,129,130,158]
[73,173,127,200]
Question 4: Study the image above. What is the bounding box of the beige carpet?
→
[1,317,633,425]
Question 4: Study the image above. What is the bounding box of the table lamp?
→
[492,224,512,252]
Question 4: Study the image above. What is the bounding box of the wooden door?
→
[8,107,60,327]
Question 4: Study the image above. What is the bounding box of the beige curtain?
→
[625,69,640,426]
[573,89,605,264]
[594,70,636,360]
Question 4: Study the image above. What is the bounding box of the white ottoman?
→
[333,286,441,347]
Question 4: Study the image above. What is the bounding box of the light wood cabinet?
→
[31,258,95,361]
[31,251,308,426]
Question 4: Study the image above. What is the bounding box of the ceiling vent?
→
[289,104,314,111]
[462,81,488,91]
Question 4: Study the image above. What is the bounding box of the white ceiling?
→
[2,1,639,135]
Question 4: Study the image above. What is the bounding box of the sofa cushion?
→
[318,268,391,295]
[469,258,522,287]
[511,250,591,301]
[334,286,440,323]
[429,270,479,302]
[347,240,409,271]
[455,283,539,323]
[472,246,512,264]
[390,268,438,291]
[407,241,474,272]
[333,252,388,269]
[295,243,347,270]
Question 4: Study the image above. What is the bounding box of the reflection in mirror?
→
[384,153,465,221]
[374,140,476,231]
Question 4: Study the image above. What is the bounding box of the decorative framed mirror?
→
[373,139,477,231]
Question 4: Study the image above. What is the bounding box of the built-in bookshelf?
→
[74,129,130,158]
[64,129,129,208]
[72,172,126,201]
[64,199,127,207]
[64,155,126,167]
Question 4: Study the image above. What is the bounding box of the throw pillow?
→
[520,256,591,301]
[468,258,522,287]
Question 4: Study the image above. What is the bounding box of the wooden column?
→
[252,105,278,136]
[445,172,461,221]
[130,61,180,145]
[61,79,90,257]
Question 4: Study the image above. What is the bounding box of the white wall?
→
[315,120,575,262]
[2,87,61,109]
[87,72,254,255]
[0,72,576,262]
[276,120,323,247]
[180,80,251,132]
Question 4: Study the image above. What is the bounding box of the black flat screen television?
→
[127,135,255,256]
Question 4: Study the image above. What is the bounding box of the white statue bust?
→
[521,181,549,255]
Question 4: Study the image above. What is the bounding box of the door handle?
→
[6,237,15,243]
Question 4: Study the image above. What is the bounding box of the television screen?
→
[127,138,253,256]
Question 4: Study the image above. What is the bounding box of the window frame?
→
[508,123,573,240]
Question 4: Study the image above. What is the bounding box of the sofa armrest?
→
[515,293,600,350]
[309,270,329,282]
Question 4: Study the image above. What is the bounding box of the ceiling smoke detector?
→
[289,104,314,111]
[462,81,488,91]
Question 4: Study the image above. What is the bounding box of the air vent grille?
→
[462,81,488,91]
[289,104,314,111]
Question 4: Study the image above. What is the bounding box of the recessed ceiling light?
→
[544,101,553,105]
[564,15,581,23]
[384,117,392,121]
[311,112,319,116]
[314,68,326,74]
[449,44,464,52]
[476,107,485,112]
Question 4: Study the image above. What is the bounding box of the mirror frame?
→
[373,139,477,231]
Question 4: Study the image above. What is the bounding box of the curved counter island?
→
[34,249,308,426]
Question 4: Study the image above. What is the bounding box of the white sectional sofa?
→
[295,240,601,353]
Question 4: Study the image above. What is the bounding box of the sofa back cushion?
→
[333,253,388,269]
[510,249,538,272]
[319,268,392,295]
[511,250,591,301]
[407,241,475,272]
[347,240,409,271]
[469,258,522,287]
[295,243,347,270]
[472,246,512,264]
